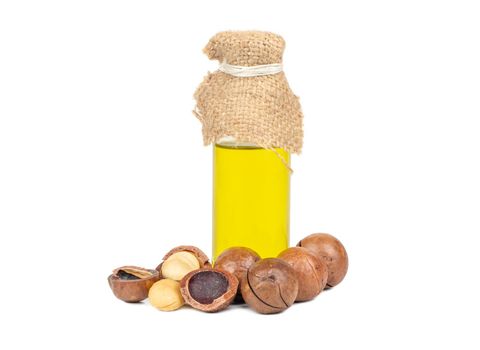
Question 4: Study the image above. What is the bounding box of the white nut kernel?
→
[161,251,200,281]
[148,279,184,311]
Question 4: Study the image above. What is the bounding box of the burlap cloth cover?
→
[193,31,304,155]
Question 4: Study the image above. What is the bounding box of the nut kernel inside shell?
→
[188,270,229,304]
[161,251,200,281]
[157,245,211,272]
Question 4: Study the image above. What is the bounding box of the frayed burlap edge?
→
[193,31,304,171]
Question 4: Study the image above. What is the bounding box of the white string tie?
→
[218,61,283,77]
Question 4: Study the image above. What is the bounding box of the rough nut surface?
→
[148,279,184,311]
[278,247,328,301]
[241,258,298,314]
[161,251,200,281]
[297,233,348,288]
[180,268,238,312]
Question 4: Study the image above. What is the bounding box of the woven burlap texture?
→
[193,31,304,154]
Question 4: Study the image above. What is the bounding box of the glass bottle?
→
[212,136,290,261]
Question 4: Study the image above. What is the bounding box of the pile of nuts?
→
[108,233,348,314]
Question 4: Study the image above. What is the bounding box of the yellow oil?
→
[213,144,290,261]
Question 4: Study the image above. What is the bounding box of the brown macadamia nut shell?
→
[180,268,238,312]
[108,266,160,303]
[297,233,348,288]
[214,247,260,302]
[241,258,298,314]
[156,245,211,277]
[278,247,328,301]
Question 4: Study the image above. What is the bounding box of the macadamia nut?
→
[241,258,298,314]
[297,233,348,288]
[161,251,200,281]
[148,279,184,311]
[214,247,260,303]
[108,266,160,303]
[278,247,328,301]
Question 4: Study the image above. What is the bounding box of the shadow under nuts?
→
[180,268,238,312]
[278,247,328,301]
[157,245,211,281]
[297,233,348,288]
[108,266,160,303]
[214,246,261,302]
[241,258,298,314]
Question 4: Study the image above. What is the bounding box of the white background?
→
[1,0,479,349]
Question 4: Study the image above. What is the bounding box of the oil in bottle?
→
[212,143,290,261]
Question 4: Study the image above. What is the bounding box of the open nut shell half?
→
[108,266,160,303]
[180,267,238,312]
[156,245,211,277]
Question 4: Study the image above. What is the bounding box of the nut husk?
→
[214,247,261,303]
[241,258,298,314]
[156,245,211,277]
[297,233,348,288]
[278,247,328,301]
[180,268,238,312]
[108,266,160,303]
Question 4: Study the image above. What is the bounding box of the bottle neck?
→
[216,136,258,148]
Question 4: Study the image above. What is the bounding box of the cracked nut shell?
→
[214,246,261,302]
[297,233,348,288]
[278,247,328,301]
[180,268,238,312]
[241,258,298,314]
[108,266,160,303]
[156,245,211,278]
